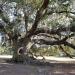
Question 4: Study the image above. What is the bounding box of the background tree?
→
[0,0,75,62]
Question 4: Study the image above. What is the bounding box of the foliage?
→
[30,45,75,57]
[0,46,13,55]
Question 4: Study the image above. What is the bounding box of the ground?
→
[0,55,75,75]
[0,63,75,75]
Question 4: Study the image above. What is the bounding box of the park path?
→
[0,55,75,75]
[0,63,75,75]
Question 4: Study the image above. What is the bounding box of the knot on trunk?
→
[17,47,24,55]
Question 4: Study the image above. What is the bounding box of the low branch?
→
[65,42,75,49]
[34,36,68,45]
[35,39,75,50]
[33,33,75,50]
[34,28,60,35]
[34,27,75,36]
[52,36,73,58]
[59,45,73,58]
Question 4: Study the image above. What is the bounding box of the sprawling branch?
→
[58,45,73,58]
[33,36,75,50]
[55,36,73,58]
[33,33,75,49]
[27,0,49,37]
[34,27,75,36]
[65,42,75,49]
[34,28,59,35]
[34,36,68,45]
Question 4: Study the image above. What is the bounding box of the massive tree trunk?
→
[12,39,25,63]
[12,36,31,63]
[12,39,18,62]
[3,0,50,63]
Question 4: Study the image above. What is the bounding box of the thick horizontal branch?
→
[34,38,75,50]
[33,36,68,45]
[33,38,75,50]
[34,28,60,35]
[34,27,75,36]
[32,33,75,50]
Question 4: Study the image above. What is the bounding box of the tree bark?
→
[12,39,25,63]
